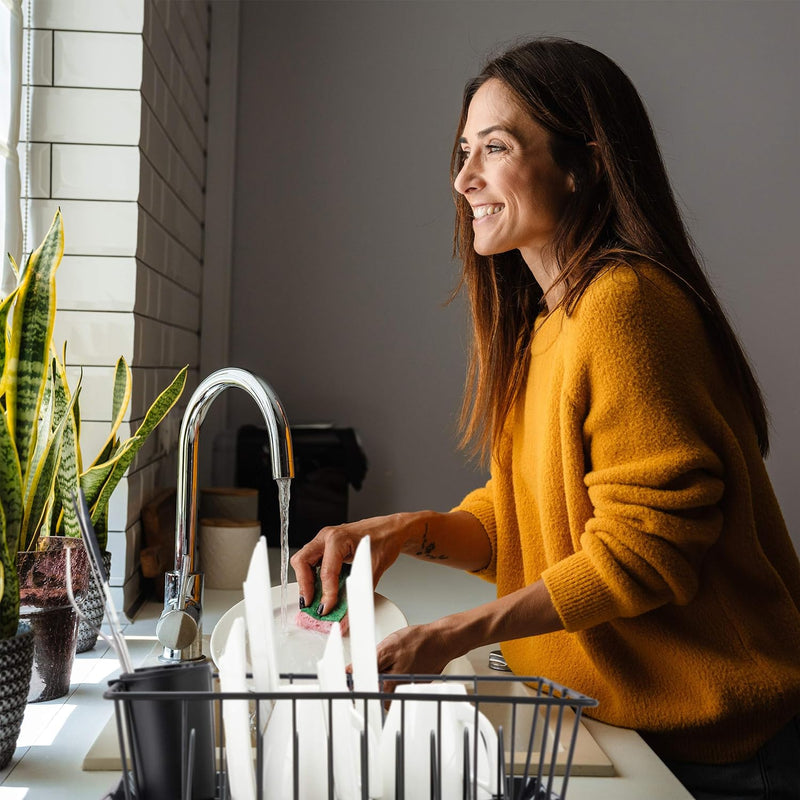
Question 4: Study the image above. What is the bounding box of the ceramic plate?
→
[209,582,407,674]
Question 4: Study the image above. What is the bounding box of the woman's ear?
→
[568,143,602,193]
[587,142,602,181]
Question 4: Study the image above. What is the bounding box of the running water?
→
[276,476,292,631]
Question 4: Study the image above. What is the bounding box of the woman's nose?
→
[454,154,481,196]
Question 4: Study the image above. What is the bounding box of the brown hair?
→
[452,37,769,462]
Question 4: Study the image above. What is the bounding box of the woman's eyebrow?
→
[459,124,515,144]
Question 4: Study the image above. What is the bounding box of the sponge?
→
[296,563,351,635]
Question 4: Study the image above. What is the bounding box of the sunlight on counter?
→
[17,705,76,747]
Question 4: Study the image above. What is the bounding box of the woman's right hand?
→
[289,513,418,615]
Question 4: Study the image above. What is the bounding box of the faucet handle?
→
[157,608,199,652]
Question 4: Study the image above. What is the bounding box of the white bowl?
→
[209,582,407,674]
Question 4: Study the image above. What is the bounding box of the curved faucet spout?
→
[158,367,294,661]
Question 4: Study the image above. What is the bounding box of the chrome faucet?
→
[157,367,294,661]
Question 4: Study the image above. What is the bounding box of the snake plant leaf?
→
[0,404,23,562]
[24,362,55,498]
[53,357,82,538]
[38,493,55,540]
[95,437,115,467]
[89,356,131,471]
[111,357,130,425]
[79,436,138,510]
[89,435,143,530]
[19,380,78,552]
[80,436,139,550]
[59,342,83,474]
[0,286,19,393]
[74,380,81,471]
[42,495,58,540]
[91,505,109,555]
[6,210,63,483]
[87,366,187,532]
[6,251,19,282]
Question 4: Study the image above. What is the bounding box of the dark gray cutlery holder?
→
[111,661,216,800]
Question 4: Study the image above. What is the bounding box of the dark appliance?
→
[236,424,367,548]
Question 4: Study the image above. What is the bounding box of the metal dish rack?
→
[103,671,597,800]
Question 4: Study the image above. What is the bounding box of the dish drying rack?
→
[103,670,597,800]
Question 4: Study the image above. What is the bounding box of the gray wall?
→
[227,1,800,550]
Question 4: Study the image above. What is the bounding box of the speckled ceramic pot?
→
[17,537,89,703]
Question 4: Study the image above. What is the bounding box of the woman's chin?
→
[472,240,499,256]
[472,240,513,257]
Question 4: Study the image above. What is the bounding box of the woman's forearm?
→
[398,509,493,572]
[290,508,492,614]
[432,580,563,659]
[376,578,564,674]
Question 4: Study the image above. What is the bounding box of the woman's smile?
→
[472,203,505,220]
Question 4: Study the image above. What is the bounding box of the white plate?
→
[209,582,407,674]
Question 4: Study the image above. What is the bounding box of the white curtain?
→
[0,0,23,297]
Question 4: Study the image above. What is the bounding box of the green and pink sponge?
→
[296,563,350,635]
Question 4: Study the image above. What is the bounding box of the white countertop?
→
[0,582,691,799]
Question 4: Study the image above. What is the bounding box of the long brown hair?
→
[452,37,769,463]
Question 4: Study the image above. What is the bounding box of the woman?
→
[290,38,800,798]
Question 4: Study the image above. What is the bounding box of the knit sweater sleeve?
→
[453,480,499,583]
[542,268,727,632]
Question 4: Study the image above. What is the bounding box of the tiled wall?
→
[19,0,209,610]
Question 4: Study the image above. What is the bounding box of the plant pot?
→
[17,537,90,703]
[76,551,113,653]
[0,621,35,768]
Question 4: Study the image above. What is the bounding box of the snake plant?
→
[0,210,187,640]
[0,210,64,639]
[46,352,187,549]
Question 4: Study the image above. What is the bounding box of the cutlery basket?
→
[103,671,597,800]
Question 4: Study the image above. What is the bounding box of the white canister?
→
[198,518,262,589]
[199,487,259,521]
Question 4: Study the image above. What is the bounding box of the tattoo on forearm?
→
[415,525,448,560]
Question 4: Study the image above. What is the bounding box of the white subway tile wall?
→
[29,0,144,34]
[20,0,209,609]
[58,256,138,311]
[24,198,139,255]
[51,144,140,200]
[54,32,143,89]
[22,86,142,145]
[54,310,136,365]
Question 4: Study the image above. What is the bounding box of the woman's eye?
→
[487,143,506,154]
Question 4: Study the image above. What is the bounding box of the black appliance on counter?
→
[236,424,368,548]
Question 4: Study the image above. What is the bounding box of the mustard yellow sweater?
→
[456,264,800,763]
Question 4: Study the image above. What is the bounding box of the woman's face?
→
[454,79,573,267]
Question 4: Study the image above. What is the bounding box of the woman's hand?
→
[376,622,460,677]
[376,580,564,682]
[290,509,492,615]
[289,513,415,614]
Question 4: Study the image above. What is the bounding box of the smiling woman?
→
[290,36,800,800]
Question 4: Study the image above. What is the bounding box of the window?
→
[0,0,23,296]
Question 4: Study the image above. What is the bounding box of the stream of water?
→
[276,476,291,631]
